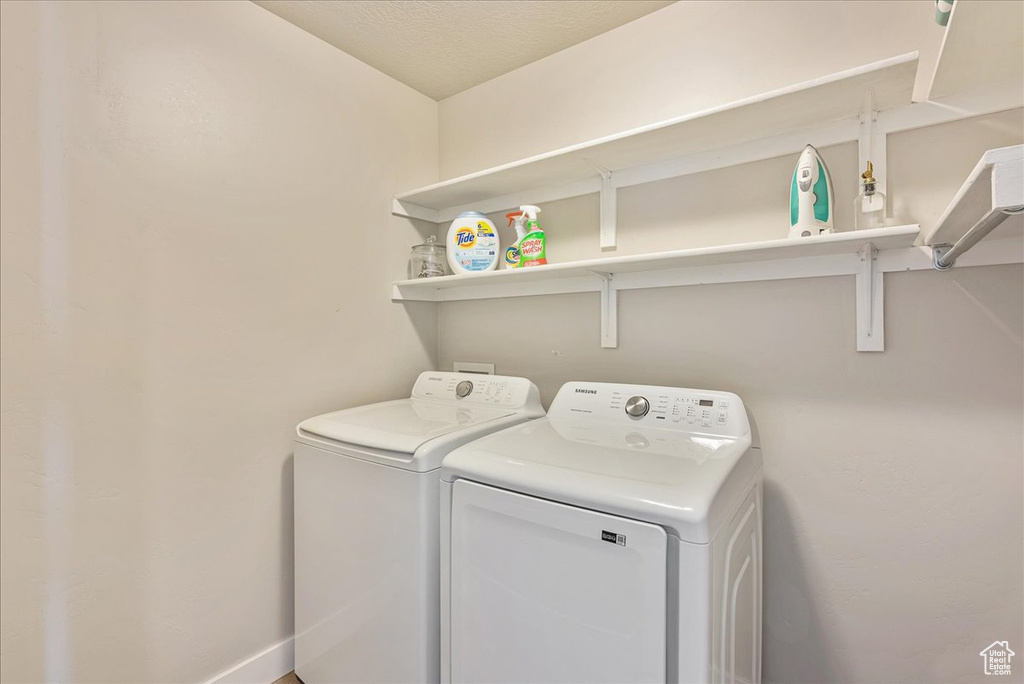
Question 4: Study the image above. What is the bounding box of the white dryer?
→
[440,381,763,684]
[295,372,543,684]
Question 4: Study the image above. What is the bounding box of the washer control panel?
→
[551,381,745,437]
[412,372,540,409]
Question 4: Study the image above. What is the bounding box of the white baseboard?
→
[203,635,295,684]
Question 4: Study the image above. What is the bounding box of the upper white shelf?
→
[392,225,921,302]
[926,145,1024,246]
[927,0,1024,102]
[394,53,919,223]
[925,145,1023,268]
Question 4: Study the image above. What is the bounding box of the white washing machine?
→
[440,381,763,684]
[294,371,543,684]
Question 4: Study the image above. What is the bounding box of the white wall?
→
[435,2,1024,682]
[438,260,1023,683]
[0,2,437,682]
[439,0,945,178]
[2,1,1020,683]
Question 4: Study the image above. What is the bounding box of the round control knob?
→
[455,380,474,398]
[624,395,650,418]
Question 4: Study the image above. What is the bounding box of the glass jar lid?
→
[412,235,445,254]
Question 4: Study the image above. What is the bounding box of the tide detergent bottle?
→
[517,205,546,267]
[446,211,499,274]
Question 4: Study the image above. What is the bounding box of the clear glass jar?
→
[410,235,447,278]
[854,183,887,230]
[854,161,887,231]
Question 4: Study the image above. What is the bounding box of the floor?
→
[272,673,301,684]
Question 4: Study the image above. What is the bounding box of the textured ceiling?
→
[253,0,675,100]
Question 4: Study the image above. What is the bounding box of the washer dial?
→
[624,395,650,418]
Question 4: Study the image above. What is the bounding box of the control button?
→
[456,381,474,398]
[701,420,712,428]
[717,413,727,424]
[624,395,650,418]
[799,170,812,192]
[718,399,729,409]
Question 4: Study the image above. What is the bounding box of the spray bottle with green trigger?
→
[517,205,547,267]
[504,210,526,269]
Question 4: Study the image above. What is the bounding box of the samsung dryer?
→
[295,371,543,684]
[440,381,762,684]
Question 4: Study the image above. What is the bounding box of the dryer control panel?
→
[412,372,541,409]
[548,381,747,438]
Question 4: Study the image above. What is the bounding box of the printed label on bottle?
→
[518,232,546,267]
[449,217,499,272]
[455,228,477,248]
[450,222,497,270]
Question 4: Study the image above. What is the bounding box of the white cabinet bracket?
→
[856,243,884,352]
[586,160,618,251]
[858,88,887,196]
[600,170,617,251]
[590,270,618,349]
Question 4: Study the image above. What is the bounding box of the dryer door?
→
[450,480,667,684]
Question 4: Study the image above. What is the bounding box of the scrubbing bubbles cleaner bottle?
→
[517,205,546,267]
[504,210,527,269]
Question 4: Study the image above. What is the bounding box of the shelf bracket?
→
[585,160,617,251]
[933,206,1024,269]
[600,170,617,251]
[858,88,887,197]
[856,243,884,352]
[591,270,618,349]
[931,243,955,270]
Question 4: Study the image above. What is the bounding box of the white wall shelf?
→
[925,145,1024,269]
[390,40,1024,353]
[392,52,920,245]
[394,226,921,351]
[926,0,1024,102]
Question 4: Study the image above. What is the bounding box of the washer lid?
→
[299,398,516,455]
[441,418,758,543]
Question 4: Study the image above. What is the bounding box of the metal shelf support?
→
[933,206,1024,269]
[926,145,1023,266]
